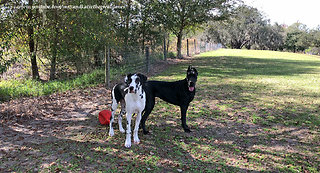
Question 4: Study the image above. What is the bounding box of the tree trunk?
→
[93,0,103,68]
[166,38,170,54]
[50,35,57,80]
[50,1,58,80]
[123,0,131,59]
[176,1,186,59]
[93,49,101,67]
[176,31,183,59]
[240,40,249,49]
[141,20,145,53]
[163,32,167,61]
[28,0,40,80]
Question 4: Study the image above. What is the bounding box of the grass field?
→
[0,63,142,102]
[0,69,105,102]
[1,49,319,172]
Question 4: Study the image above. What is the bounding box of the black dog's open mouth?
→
[188,86,195,92]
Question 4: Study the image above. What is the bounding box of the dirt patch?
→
[0,58,180,171]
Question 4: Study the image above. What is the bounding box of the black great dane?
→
[141,66,198,134]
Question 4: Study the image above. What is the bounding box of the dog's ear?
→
[193,67,198,75]
[124,73,132,83]
[137,73,147,83]
[188,65,192,70]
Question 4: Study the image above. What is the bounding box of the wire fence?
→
[102,39,221,88]
[1,39,221,83]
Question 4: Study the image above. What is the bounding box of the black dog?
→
[141,66,198,134]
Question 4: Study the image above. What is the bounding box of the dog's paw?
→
[134,135,140,144]
[109,129,114,137]
[134,140,140,144]
[119,127,125,133]
[125,134,132,148]
[125,141,132,148]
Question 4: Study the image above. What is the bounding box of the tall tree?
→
[49,0,59,80]
[254,23,284,50]
[311,26,320,47]
[284,22,311,52]
[156,0,234,58]
[206,5,266,49]
[27,0,40,80]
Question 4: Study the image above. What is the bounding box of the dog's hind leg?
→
[133,112,142,144]
[109,97,118,137]
[118,100,126,133]
[141,97,155,135]
[125,112,132,148]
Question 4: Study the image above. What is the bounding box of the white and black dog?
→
[109,73,147,148]
[141,66,198,134]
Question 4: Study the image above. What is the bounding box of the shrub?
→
[305,47,320,55]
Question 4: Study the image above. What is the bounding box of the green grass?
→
[0,69,104,102]
[2,49,320,172]
[0,64,136,102]
[195,49,320,128]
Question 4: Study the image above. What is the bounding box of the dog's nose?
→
[129,86,134,91]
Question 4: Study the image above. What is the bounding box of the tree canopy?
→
[204,4,320,54]
[155,0,235,58]
[2,1,320,81]
[1,0,236,79]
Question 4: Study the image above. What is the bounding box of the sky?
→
[242,0,320,29]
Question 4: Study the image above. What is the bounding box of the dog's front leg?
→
[125,112,132,148]
[118,100,126,133]
[180,105,191,133]
[133,112,142,144]
[109,115,114,137]
[109,102,117,137]
[118,113,125,133]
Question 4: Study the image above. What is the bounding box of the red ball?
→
[99,110,112,125]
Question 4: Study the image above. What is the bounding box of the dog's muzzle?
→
[129,86,135,93]
[188,81,196,92]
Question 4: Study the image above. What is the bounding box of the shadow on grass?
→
[195,82,320,128]
[147,101,319,170]
[189,55,320,127]
[1,94,318,172]
[140,112,319,172]
[1,112,255,172]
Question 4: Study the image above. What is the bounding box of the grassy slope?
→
[193,49,320,128]
[3,49,320,172]
[144,49,320,172]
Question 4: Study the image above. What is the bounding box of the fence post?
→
[145,46,150,73]
[187,39,189,57]
[194,39,196,54]
[163,33,167,61]
[105,45,110,88]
